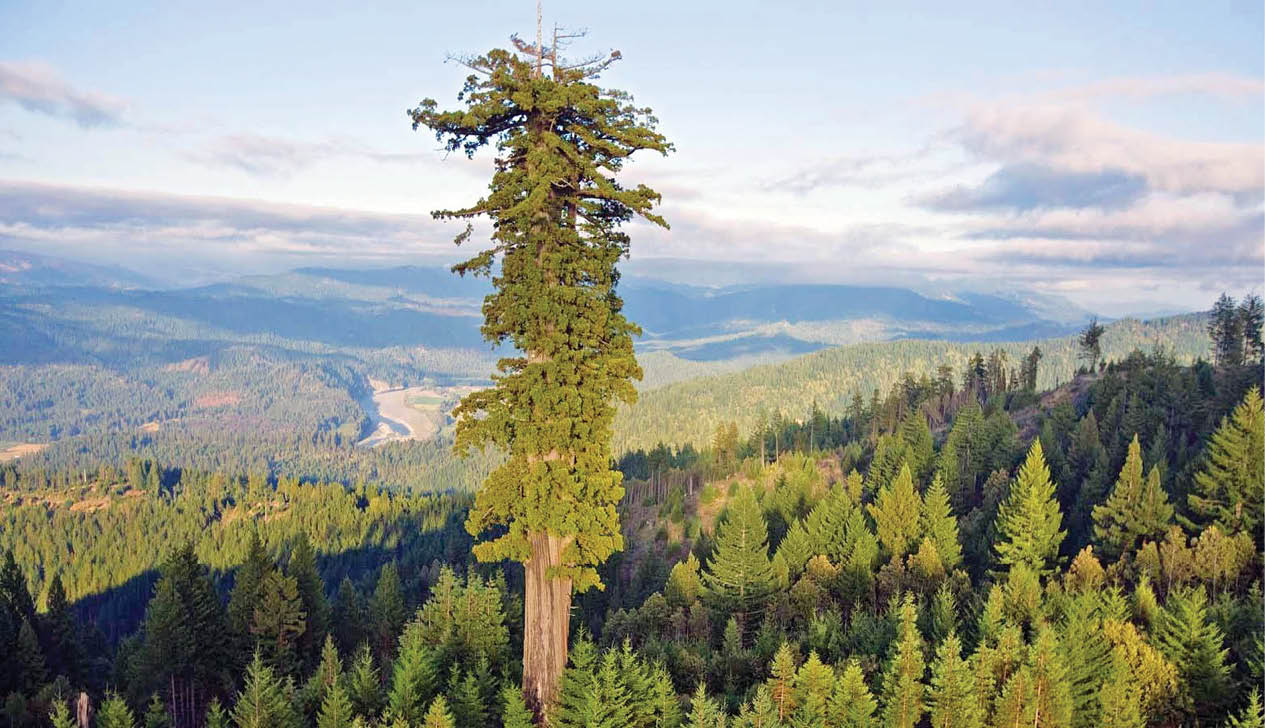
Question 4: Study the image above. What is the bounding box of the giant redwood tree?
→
[408,25,671,721]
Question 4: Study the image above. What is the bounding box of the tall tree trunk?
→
[522,529,572,724]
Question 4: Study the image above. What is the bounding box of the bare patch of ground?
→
[0,443,47,462]
[194,391,242,408]
[166,356,211,375]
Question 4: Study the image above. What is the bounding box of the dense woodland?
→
[1,296,1262,727]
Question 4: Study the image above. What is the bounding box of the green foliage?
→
[880,595,925,728]
[1186,386,1264,535]
[385,621,440,726]
[1092,435,1172,559]
[701,487,777,623]
[316,680,354,728]
[230,652,299,728]
[920,474,962,571]
[927,632,980,728]
[411,38,671,591]
[97,691,137,728]
[422,695,455,728]
[994,440,1065,577]
[830,659,878,728]
[870,464,923,560]
[1156,586,1232,724]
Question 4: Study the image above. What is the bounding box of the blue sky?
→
[1,0,1261,315]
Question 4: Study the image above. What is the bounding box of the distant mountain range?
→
[1,249,1097,363]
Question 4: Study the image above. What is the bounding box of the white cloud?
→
[0,61,127,128]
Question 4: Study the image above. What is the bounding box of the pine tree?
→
[1095,656,1143,728]
[994,440,1065,577]
[288,533,330,674]
[205,699,229,728]
[870,464,923,559]
[701,486,777,624]
[792,652,833,727]
[227,531,273,663]
[49,699,75,728]
[346,643,383,720]
[422,696,456,728]
[829,659,878,728]
[1026,626,1073,728]
[1092,435,1172,559]
[143,694,170,728]
[767,642,798,722]
[42,573,79,682]
[231,652,299,728]
[501,681,537,728]
[1228,689,1265,728]
[920,474,962,570]
[449,668,488,728]
[1186,386,1264,535]
[316,681,355,728]
[14,617,46,692]
[97,691,137,728]
[686,683,726,728]
[927,633,980,728]
[386,621,440,726]
[371,562,406,663]
[1059,591,1113,728]
[1155,585,1231,724]
[411,25,671,722]
[251,570,306,677]
[880,594,925,728]
[332,577,367,657]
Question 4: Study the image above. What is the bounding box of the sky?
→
[0,0,1261,315]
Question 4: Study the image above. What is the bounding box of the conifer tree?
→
[1228,689,1265,728]
[1025,626,1073,728]
[230,652,299,728]
[1059,591,1113,728]
[143,694,169,728]
[97,691,137,728]
[686,683,726,728]
[316,681,354,728]
[251,570,306,677]
[1095,656,1143,728]
[346,643,383,720]
[701,487,777,625]
[767,642,798,722]
[422,696,456,728]
[920,474,962,571]
[869,464,923,559]
[1186,386,1264,535]
[994,440,1065,577]
[42,573,79,683]
[371,562,406,663]
[386,622,440,726]
[204,699,229,728]
[49,699,75,728]
[927,632,980,728]
[411,23,671,721]
[880,595,925,728]
[829,659,878,728]
[1155,586,1231,724]
[288,533,330,673]
[793,652,833,727]
[449,669,488,728]
[501,682,536,728]
[14,617,45,692]
[332,577,367,657]
[227,532,273,663]
[1092,435,1172,559]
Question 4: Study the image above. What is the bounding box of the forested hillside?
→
[1,307,1260,727]
[615,313,1210,453]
